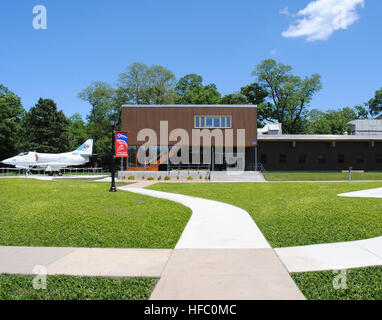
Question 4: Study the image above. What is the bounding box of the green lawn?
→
[0,274,157,300]
[149,182,382,247]
[292,266,382,300]
[0,179,191,248]
[265,171,382,181]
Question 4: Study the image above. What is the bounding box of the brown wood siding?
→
[121,106,257,147]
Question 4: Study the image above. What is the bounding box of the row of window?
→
[194,116,232,129]
[261,153,382,164]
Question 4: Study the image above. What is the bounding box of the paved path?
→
[121,183,304,300]
[338,187,382,198]
[120,184,270,249]
[275,237,382,272]
[275,187,382,272]
[0,246,171,277]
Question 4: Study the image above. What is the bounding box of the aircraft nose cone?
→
[2,159,11,165]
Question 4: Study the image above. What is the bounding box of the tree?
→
[21,98,70,153]
[354,104,372,119]
[366,87,382,119]
[220,93,248,104]
[240,83,268,105]
[304,107,357,135]
[78,81,116,167]
[252,59,322,133]
[0,85,24,160]
[175,74,221,104]
[68,113,88,150]
[117,62,176,105]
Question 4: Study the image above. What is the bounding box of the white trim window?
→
[194,116,232,129]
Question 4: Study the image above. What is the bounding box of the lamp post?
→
[109,116,117,192]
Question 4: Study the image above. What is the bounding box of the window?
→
[337,154,345,164]
[260,154,267,164]
[226,116,231,128]
[376,154,382,164]
[280,154,287,164]
[194,116,232,128]
[195,117,200,128]
[356,153,364,164]
[318,154,326,164]
[221,117,226,128]
[206,117,213,128]
[298,154,306,164]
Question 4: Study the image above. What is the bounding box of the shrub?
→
[187,176,194,181]
[158,176,162,180]
[147,176,154,181]
[121,176,126,180]
[128,176,135,180]
[164,176,171,181]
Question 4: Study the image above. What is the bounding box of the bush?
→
[158,176,162,180]
[128,176,135,180]
[147,176,154,181]
[121,176,126,180]
[187,176,194,181]
[164,176,171,181]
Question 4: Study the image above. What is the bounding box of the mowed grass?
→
[149,182,382,247]
[0,274,157,300]
[0,179,191,248]
[292,266,382,300]
[265,171,382,181]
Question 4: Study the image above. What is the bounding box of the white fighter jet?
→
[1,139,93,176]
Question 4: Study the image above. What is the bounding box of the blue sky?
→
[1,0,380,119]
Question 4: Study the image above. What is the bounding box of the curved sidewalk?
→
[121,183,304,300]
[120,184,270,249]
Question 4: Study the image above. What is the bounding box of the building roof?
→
[258,134,382,141]
[348,120,382,131]
[122,104,257,108]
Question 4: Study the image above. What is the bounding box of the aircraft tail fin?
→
[74,139,93,156]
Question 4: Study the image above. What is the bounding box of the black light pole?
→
[109,117,117,192]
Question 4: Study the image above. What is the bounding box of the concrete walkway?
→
[120,183,304,300]
[275,237,382,272]
[338,187,382,198]
[0,246,171,277]
[120,184,270,249]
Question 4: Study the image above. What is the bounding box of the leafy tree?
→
[366,87,382,118]
[354,104,372,119]
[68,113,88,150]
[220,93,248,105]
[252,59,322,133]
[175,74,221,104]
[117,62,176,105]
[240,83,268,105]
[21,98,70,153]
[78,81,115,167]
[304,107,357,134]
[0,85,25,160]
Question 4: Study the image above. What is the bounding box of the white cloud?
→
[269,49,277,55]
[281,0,365,41]
[280,6,290,16]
